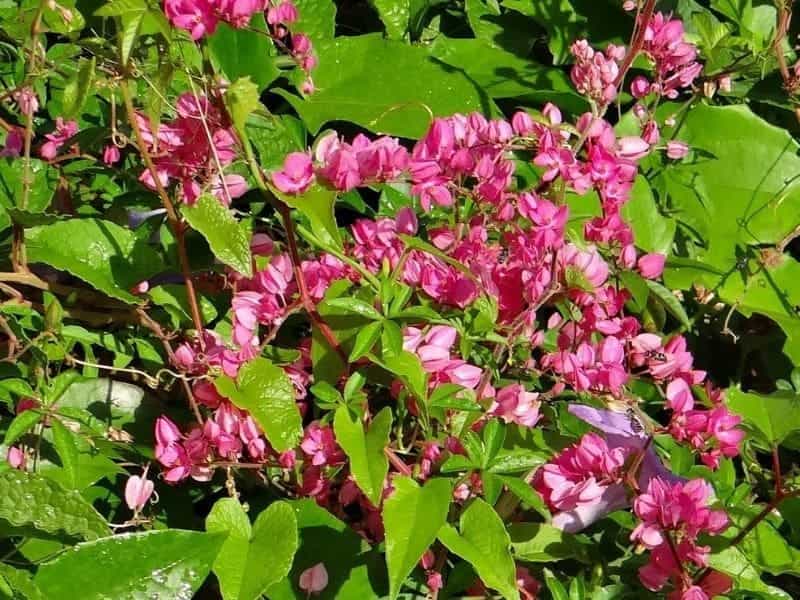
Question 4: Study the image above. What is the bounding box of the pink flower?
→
[39,117,78,160]
[0,128,24,157]
[617,136,651,160]
[638,253,665,279]
[490,384,541,427]
[630,76,650,98]
[12,87,38,116]
[103,145,121,165]
[534,432,631,532]
[273,152,314,194]
[299,563,328,595]
[125,468,155,513]
[300,423,343,466]
[163,0,219,40]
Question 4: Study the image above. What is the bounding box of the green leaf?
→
[94,0,146,17]
[437,498,519,600]
[645,280,691,329]
[3,410,42,446]
[543,568,569,600]
[428,37,584,111]
[727,388,800,446]
[348,320,383,362]
[0,470,109,541]
[34,530,225,599]
[509,523,586,562]
[621,176,675,255]
[325,298,382,320]
[225,77,261,138]
[0,564,44,600]
[275,34,488,138]
[292,0,336,40]
[708,545,792,600]
[370,0,409,39]
[208,14,279,92]
[62,56,95,119]
[206,499,299,600]
[246,113,306,171]
[334,406,392,505]
[50,419,79,489]
[183,194,252,277]
[25,219,162,303]
[273,184,342,250]
[379,351,428,403]
[266,499,386,599]
[383,477,451,599]
[120,10,145,67]
[149,284,218,327]
[222,357,302,452]
[0,157,58,216]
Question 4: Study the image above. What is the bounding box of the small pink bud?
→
[7,446,25,469]
[125,469,154,513]
[511,111,534,136]
[622,0,636,11]
[420,549,435,570]
[666,140,689,160]
[638,253,666,279]
[301,78,315,95]
[250,233,274,256]
[620,244,637,269]
[630,76,650,99]
[103,144,121,165]
[299,562,328,595]
[131,280,149,294]
[718,75,732,93]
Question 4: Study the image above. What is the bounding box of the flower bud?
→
[299,563,328,595]
[125,470,155,513]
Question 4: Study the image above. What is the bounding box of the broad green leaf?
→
[275,34,488,138]
[50,419,79,489]
[383,477,451,599]
[370,0,409,39]
[621,176,676,255]
[708,545,793,600]
[206,499,299,600]
[0,470,109,541]
[509,522,586,562]
[120,10,145,67]
[208,14,279,92]
[334,407,392,505]
[428,37,585,111]
[543,568,569,600]
[379,351,428,403]
[34,530,225,599]
[247,113,306,171]
[293,0,336,40]
[221,357,302,452]
[25,219,162,303]
[727,388,800,446]
[266,499,386,599]
[183,194,252,277]
[56,378,150,429]
[0,157,58,216]
[273,184,342,250]
[437,498,519,600]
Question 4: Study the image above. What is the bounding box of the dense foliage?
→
[1,0,800,598]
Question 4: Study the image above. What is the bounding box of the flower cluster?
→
[135,92,245,206]
[163,0,318,93]
[632,478,729,599]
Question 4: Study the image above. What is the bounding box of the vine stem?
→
[613,0,658,89]
[118,79,205,339]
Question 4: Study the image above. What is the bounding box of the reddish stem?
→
[384,447,412,477]
[613,0,658,89]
